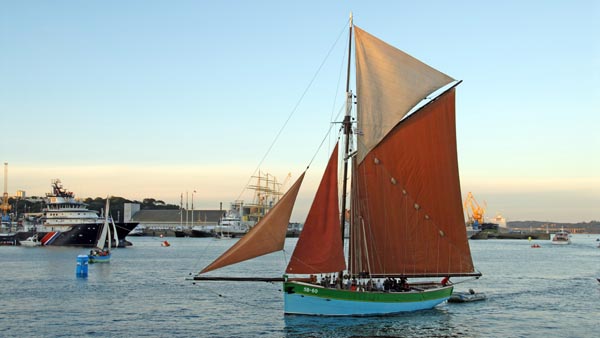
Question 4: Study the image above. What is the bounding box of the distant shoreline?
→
[507,220,600,234]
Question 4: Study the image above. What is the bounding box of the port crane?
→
[464,192,486,228]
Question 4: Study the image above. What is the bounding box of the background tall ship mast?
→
[230,170,287,227]
[194,14,481,316]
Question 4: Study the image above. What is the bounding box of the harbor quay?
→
[127,208,222,237]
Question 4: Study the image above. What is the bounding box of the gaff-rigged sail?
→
[350,25,477,277]
[200,173,305,274]
[286,144,346,274]
[351,88,476,277]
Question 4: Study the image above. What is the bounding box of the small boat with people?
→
[448,289,487,303]
[88,198,118,263]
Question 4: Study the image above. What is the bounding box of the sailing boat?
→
[89,198,119,263]
[194,16,481,316]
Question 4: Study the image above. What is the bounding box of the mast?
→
[180,193,183,228]
[339,12,353,282]
[1,163,11,218]
[191,190,195,227]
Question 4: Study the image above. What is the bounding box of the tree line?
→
[7,196,179,221]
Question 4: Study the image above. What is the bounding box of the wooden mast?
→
[338,12,353,284]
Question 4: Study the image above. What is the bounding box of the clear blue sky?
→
[1,1,598,223]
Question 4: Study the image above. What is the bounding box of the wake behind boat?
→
[194,15,481,316]
[16,179,138,247]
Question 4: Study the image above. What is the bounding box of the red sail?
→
[351,89,476,276]
[200,173,305,274]
[286,144,346,274]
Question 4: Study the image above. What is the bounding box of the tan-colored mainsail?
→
[354,26,455,164]
[286,144,346,274]
[200,173,305,274]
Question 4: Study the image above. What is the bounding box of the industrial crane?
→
[463,192,486,228]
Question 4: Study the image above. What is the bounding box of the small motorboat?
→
[19,235,41,247]
[531,244,541,248]
[448,289,487,303]
[161,240,170,247]
[551,227,571,245]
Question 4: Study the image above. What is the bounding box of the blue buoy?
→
[76,254,89,278]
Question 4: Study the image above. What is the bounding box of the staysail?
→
[354,26,455,164]
[286,144,346,274]
[200,173,305,274]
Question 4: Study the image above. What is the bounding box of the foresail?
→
[111,218,119,247]
[351,89,477,277]
[97,198,110,249]
[354,26,455,164]
[97,222,108,249]
[200,173,305,274]
[286,144,346,274]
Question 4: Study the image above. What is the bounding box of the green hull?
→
[283,281,453,316]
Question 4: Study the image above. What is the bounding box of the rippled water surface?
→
[1,235,598,337]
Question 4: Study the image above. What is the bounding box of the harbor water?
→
[1,235,598,337]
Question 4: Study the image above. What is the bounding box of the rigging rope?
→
[190,237,221,273]
[191,280,283,311]
[236,20,350,201]
[307,106,344,168]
